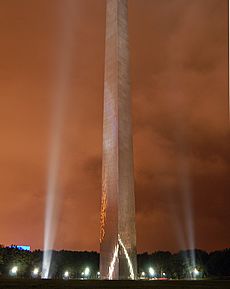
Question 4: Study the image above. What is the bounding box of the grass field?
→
[0,279,230,289]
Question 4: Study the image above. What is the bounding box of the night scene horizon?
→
[0,0,229,259]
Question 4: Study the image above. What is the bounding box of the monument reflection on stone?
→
[100,0,137,280]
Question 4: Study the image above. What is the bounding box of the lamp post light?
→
[84,267,90,278]
[140,271,146,279]
[10,266,18,277]
[149,267,155,279]
[63,271,69,279]
[32,268,39,278]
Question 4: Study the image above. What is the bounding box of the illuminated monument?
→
[100,0,137,280]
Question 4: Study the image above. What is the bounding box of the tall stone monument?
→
[100,0,137,280]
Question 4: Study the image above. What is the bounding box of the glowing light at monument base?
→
[118,235,135,280]
[108,244,119,280]
[108,235,135,280]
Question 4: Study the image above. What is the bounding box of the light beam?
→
[42,0,76,279]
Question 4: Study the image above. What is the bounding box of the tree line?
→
[138,249,230,279]
[0,245,229,279]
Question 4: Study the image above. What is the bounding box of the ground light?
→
[84,267,90,278]
[193,268,199,277]
[140,271,146,279]
[149,267,155,278]
[32,268,39,277]
[194,268,199,275]
[10,266,18,276]
[63,271,69,279]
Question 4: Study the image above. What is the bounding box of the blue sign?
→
[11,245,31,251]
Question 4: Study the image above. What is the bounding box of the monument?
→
[100,0,137,280]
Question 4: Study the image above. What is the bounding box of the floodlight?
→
[33,268,39,276]
[194,268,199,276]
[84,267,90,276]
[11,266,18,275]
[149,267,155,277]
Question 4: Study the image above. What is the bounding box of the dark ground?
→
[0,280,230,289]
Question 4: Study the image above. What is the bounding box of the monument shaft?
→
[100,0,137,280]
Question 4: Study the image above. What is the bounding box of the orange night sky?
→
[0,0,229,253]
